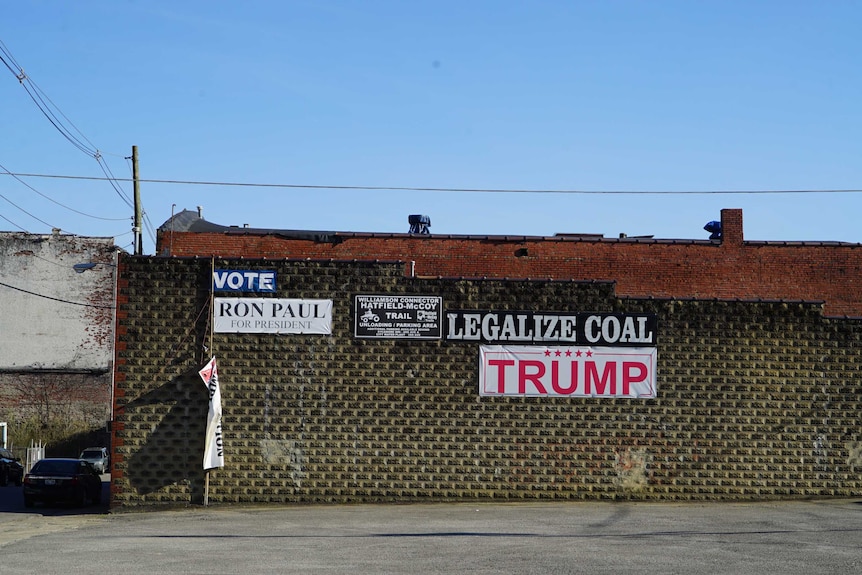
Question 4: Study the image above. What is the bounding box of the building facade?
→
[0,231,116,456]
[111,255,862,508]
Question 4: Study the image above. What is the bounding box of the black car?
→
[0,447,24,487]
[23,458,102,507]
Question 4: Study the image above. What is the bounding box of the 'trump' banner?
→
[199,357,225,470]
[479,346,657,398]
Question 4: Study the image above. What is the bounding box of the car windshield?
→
[81,450,103,458]
[31,460,78,475]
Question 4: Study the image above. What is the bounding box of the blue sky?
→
[1,1,860,254]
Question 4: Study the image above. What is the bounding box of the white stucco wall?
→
[0,232,116,370]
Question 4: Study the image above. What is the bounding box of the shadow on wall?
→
[124,371,208,503]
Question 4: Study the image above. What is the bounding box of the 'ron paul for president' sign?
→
[214,298,332,334]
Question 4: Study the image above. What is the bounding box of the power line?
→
[0,42,98,157]
[0,212,26,231]
[0,162,128,221]
[1,39,136,226]
[97,153,134,208]
[0,280,113,309]
[1,171,861,195]
[0,189,56,228]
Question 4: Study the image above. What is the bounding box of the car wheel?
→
[78,487,88,507]
[23,496,33,508]
[92,487,102,505]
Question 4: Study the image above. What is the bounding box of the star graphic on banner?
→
[586,350,593,357]
[544,349,551,356]
[575,350,583,357]
[565,350,572,357]
[555,350,562,357]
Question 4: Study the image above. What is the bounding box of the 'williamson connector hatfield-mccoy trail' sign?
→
[355,295,443,339]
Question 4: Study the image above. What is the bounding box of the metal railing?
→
[25,441,45,474]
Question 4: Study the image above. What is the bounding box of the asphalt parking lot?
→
[1,482,861,574]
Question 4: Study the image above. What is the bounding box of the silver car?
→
[79,447,109,474]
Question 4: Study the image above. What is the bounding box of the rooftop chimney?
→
[720,208,743,246]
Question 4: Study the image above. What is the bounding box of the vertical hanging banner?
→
[479,346,657,398]
[199,357,224,470]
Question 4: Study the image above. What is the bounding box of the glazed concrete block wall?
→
[111,256,862,508]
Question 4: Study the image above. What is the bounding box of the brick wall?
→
[157,209,862,317]
[111,255,862,508]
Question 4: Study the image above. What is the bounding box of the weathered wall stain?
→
[847,441,862,471]
[615,448,653,492]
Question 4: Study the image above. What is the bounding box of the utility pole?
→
[132,145,142,255]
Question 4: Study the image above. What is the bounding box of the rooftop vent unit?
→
[704,220,722,240]
[408,214,431,234]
